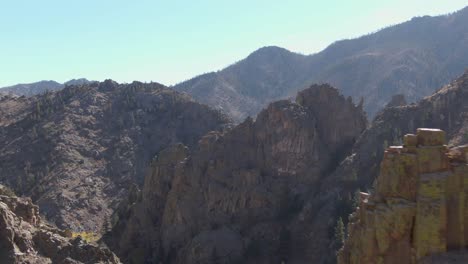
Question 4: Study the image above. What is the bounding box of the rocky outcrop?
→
[0,80,229,232]
[338,129,468,263]
[0,185,120,263]
[107,84,367,263]
[274,70,468,263]
[385,94,407,108]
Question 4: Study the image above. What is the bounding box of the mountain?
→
[108,70,468,264]
[105,84,367,263]
[338,130,468,263]
[0,78,93,96]
[174,47,311,122]
[0,80,229,234]
[174,6,468,122]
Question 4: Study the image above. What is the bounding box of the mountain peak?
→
[247,46,295,59]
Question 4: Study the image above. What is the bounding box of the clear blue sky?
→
[1,0,467,87]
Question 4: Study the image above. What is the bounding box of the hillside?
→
[0,80,229,233]
[174,6,468,122]
[0,78,92,96]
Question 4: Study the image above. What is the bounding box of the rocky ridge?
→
[0,185,120,264]
[0,80,229,232]
[338,129,468,263]
[106,84,367,264]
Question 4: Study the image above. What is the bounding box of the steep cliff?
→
[107,84,367,263]
[328,69,468,209]
[298,70,468,263]
[338,129,468,263]
[0,185,120,263]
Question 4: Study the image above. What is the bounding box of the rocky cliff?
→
[298,70,468,263]
[328,69,468,208]
[0,185,120,263]
[107,84,367,263]
[338,128,468,263]
[0,80,229,232]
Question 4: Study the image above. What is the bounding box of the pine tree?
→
[334,217,345,251]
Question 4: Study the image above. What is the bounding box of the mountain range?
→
[1,5,468,264]
[0,78,92,96]
[4,7,468,123]
[174,6,468,121]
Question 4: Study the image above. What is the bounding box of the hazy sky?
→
[1,0,467,87]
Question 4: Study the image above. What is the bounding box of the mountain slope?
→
[0,78,92,96]
[174,6,468,122]
[0,80,229,233]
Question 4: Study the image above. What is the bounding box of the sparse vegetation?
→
[333,217,345,252]
[72,231,100,243]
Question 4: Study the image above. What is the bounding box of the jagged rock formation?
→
[338,128,468,263]
[0,185,120,263]
[106,84,367,263]
[293,70,468,263]
[175,7,468,121]
[330,69,468,202]
[385,94,407,108]
[0,80,229,232]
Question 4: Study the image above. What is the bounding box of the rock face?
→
[329,69,468,205]
[107,84,367,263]
[0,80,229,232]
[256,70,468,263]
[175,7,468,121]
[0,185,120,264]
[338,129,468,263]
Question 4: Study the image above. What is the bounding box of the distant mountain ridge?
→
[0,78,93,96]
[174,6,468,122]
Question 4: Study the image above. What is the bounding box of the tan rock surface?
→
[338,129,468,263]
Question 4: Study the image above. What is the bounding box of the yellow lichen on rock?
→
[338,129,468,264]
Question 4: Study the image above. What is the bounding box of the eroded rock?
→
[338,129,468,263]
[0,186,120,264]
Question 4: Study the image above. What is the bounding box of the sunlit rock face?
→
[338,128,468,264]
